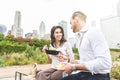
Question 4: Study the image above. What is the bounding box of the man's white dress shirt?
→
[75,26,112,74]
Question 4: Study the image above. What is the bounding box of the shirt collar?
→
[80,26,88,33]
[75,26,89,36]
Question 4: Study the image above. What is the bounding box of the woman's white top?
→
[49,42,74,68]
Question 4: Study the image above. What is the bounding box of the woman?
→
[37,26,74,80]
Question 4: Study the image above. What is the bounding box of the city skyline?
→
[0,0,119,38]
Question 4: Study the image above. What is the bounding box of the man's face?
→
[70,18,77,33]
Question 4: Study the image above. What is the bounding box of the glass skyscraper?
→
[58,20,68,39]
[39,21,45,38]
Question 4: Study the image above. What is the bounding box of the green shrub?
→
[111,62,120,79]
[36,52,48,64]
[5,53,28,66]
[25,45,35,59]
[72,48,78,53]
[0,33,4,41]
[0,40,27,55]
[0,59,6,67]
[72,48,79,60]
[110,48,120,52]
[5,58,15,66]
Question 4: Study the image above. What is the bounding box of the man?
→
[61,11,112,80]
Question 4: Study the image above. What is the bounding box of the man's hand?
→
[63,63,73,74]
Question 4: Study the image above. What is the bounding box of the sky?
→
[0,0,119,37]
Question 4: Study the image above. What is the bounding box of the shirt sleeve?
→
[84,29,112,73]
[65,42,74,62]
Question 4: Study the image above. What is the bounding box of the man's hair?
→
[72,11,87,22]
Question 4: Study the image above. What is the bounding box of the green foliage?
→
[110,48,120,52]
[0,34,51,66]
[0,59,6,67]
[72,48,78,53]
[0,33,51,55]
[36,52,48,64]
[111,50,120,62]
[72,48,79,60]
[39,39,50,50]
[0,40,27,55]
[5,34,15,41]
[0,33,4,41]
[25,45,36,59]
[0,40,13,54]
[5,53,28,66]
[13,42,27,53]
[111,63,120,79]
[33,38,41,47]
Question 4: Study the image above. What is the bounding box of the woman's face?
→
[54,28,63,41]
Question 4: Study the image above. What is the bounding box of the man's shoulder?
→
[87,27,102,34]
[87,27,104,40]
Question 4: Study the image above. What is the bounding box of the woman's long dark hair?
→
[50,26,67,47]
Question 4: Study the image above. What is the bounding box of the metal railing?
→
[15,71,28,80]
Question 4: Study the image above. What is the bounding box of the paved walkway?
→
[0,77,14,80]
[0,64,51,80]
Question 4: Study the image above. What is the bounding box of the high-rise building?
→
[32,30,39,38]
[11,11,23,37]
[100,1,120,48]
[39,21,45,38]
[117,0,120,16]
[58,20,68,39]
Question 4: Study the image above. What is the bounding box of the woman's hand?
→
[42,45,48,52]
[57,53,68,62]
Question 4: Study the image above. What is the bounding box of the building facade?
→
[100,1,120,48]
[58,20,68,39]
[39,21,45,39]
[11,11,23,37]
[100,16,120,48]
[32,30,39,38]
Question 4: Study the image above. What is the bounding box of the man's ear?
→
[74,16,79,23]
